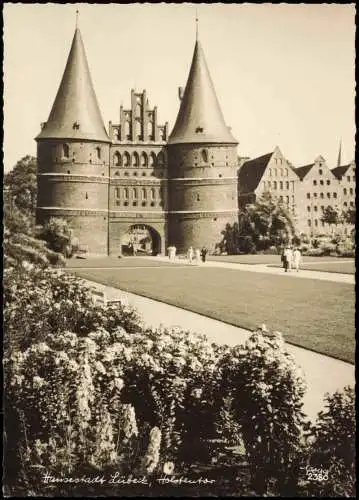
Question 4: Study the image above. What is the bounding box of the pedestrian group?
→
[167,245,208,264]
[281,246,302,272]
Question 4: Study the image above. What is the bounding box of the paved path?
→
[82,278,355,424]
[142,256,355,284]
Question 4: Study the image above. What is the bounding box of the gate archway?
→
[121,224,161,256]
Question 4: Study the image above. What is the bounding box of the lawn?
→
[209,254,355,267]
[70,264,355,364]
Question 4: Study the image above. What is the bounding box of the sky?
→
[3,3,356,173]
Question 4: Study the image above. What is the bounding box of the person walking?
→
[293,247,302,272]
[195,248,201,265]
[200,246,208,263]
[168,246,174,261]
[284,246,292,272]
[187,246,194,264]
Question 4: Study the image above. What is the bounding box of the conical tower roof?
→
[36,27,109,143]
[168,40,237,145]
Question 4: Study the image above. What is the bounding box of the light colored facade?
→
[238,146,298,222]
[332,161,356,236]
[294,155,341,236]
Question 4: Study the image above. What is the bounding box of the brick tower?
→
[167,31,239,253]
[35,22,111,255]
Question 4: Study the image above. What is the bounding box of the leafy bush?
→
[303,386,355,497]
[302,248,324,257]
[218,331,307,496]
[3,267,142,353]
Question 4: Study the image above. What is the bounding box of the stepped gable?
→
[36,27,109,143]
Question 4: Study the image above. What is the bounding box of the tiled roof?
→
[332,164,351,179]
[238,152,273,193]
[293,164,315,180]
[168,40,237,145]
[36,28,109,143]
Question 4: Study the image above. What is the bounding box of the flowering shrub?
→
[4,266,142,352]
[218,331,307,496]
[303,386,356,497]
[4,264,355,496]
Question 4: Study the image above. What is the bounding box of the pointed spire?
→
[195,9,199,40]
[36,26,109,143]
[168,38,237,144]
[75,9,79,29]
[337,139,342,168]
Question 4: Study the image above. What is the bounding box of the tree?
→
[39,218,75,257]
[320,206,339,234]
[4,155,37,216]
[218,193,295,254]
[342,206,356,225]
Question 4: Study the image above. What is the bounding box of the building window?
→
[141,188,147,200]
[269,169,272,176]
[313,180,317,186]
[286,181,289,189]
[343,188,347,195]
[151,188,156,200]
[314,193,317,198]
[274,169,278,176]
[85,192,88,200]
[273,181,277,189]
[319,169,323,175]
[157,152,165,166]
[326,180,330,185]
[133,152,140,167]
[133,188,137,199]
[321,220,324,226]
[308,220,311,227]
[147,121,153,140]
[124,152,130,166]
[201,149,208,163]
[280,181,283,189]
[124,188,129,199]
[314,206,318,212]
[149,152,156,167]
[327,193,331,198]
[114,152,122,166]
[350,188,353,195]
[197,193,200,201]
[320,193,324,199]
[96,147,101,160]
[115,188,120,198]
[347,176,350,182]
[320,180,324,185]
[280,169,283,176]
[142,172,146,176]
[141,152,148,167]
[114,171,120,176]
[133,201,137,206]
[333,192,337,198]
[125,120,131,140]
[267,181,271,188]
[307,193,310,199]
[279,195,283,203]
[307,206,311,212]
[62,144,70,158]
[350,201,354,207]
[314,219,318,227]
[344,201,348,207]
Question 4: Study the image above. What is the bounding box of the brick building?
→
[36,24,238,255]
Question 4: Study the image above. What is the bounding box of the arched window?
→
[141,152,148,167]
[114,151,122,166]
[62,144,70,158]
[157,151,164,166]
[125,120,131,140]
[133,188,137,199]
[147,121,153,139]
[123,152,130,167]
[133,152,140,167]
[149,152,156,167]
[201,149,208,163]
[96,147,101,160]
[286,181,289,189]
[274,169,278,177]
[151,188,156,200]
[273,181,277,189]
[124,188,129,199]
[135,120,141,140]
[142,188,147,200]
[279,181,283,189]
